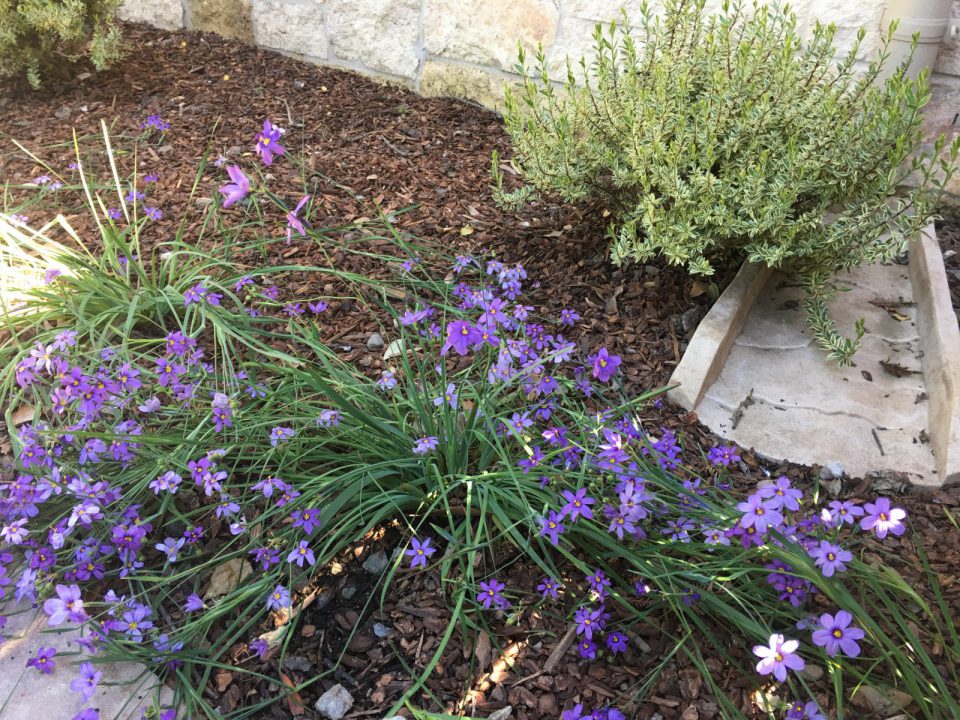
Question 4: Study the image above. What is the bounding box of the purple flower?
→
[559,307,580,326]
[413,435,439,455]
[155,537,185,562]
[255,120,285,165]
[249,638,269,659]
[309,300,328,314]
[285,195,310,244]
[537,577,560,599]
[266,585,291,611]
[27,646,56,674]
[291,508,321,535]
[287,540,315,567]
[736,494,783,534]
[574,606,603,640]
[559,487,595,522]
[823,500,864,527]
[219,165,250,207]
[538,510,566,545]
[405,537,437,569]
[144,207,163,220]
[477,578,509,610]
[605,631,628,654]
[756,476,802,511]
[753,634,804,682]
[809,540,852,577]
[860,497,906,539]
[811,610,864,657]
[70,662,102,702]
[577,639,597,660]
[270,426,295,447]
[707,444,741,466]
[184,594,206,612]
[786,701,826,720]
[73,709,99,720]
[441,320,483,356]
[590,347,621,383]
[433,382,458,410]
[43,583,86,625]
[141,114,170,131]
[317,409,340,427]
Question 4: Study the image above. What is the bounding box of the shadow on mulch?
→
[2,23,959,720]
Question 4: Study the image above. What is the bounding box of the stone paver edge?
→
[909,224,960,486]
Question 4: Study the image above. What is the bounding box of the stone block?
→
[424,0,559,73]
[667,262,773,411]
[252,0,329,58]
[564,0,661,22]
[418,59,511,111]
[328,0,420,78]
[191,0,254,42]
[546,16,605,83]
[118,0,184,30]
[909,225,960,486]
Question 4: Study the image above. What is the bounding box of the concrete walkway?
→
[694,261,938,483]
[0,605,173,720]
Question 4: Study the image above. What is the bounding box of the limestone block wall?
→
[119,0,960,110]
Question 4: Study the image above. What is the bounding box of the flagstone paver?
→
[0,605,173,720]
[690,261,940,484]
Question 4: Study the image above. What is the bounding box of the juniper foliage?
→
[0,0,123,88]
[495,0,959,364]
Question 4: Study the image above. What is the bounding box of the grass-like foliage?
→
[495,0,959,365]
[0,0,123,89]
[0,123,957,720]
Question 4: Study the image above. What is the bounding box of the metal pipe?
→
[880,0,953,79]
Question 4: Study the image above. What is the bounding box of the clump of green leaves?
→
[496,0,959,364]
[0,0,124,89]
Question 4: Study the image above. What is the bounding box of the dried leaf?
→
[689,280,707,298]
[204,558,254,600]
[215,670,233,692]
[11,405,34,425]
[280,672,305,716]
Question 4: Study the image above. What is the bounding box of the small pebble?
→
[314,684,354,720]
[373,622,393,638]
[362,550,389,575]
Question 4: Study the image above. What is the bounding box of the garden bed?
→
[1,22,960,720]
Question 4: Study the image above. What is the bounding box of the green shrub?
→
[0,0,124,88]
[496,0,959,364]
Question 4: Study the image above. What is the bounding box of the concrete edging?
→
[666,261,773,410]
[909,223,960,486]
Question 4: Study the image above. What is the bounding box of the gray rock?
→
[282,655,313,672]
[488,706,513,720]
[363,549,389,575]
[820,462,845,480]
[680,306,707,335]
[367,332,385,351]
[314,684,354,720]
[341,585,357,600]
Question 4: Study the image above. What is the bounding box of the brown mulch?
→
[936,214,960,326]
[2,24,960,720]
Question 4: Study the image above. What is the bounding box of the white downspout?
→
[880,0,953,79]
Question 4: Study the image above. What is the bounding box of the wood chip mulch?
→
[2,24,959,720]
